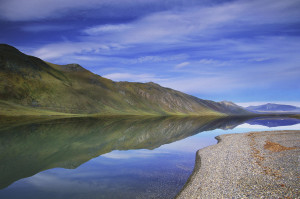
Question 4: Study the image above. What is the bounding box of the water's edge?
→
[175,135,222,198]
[176,130,300,198]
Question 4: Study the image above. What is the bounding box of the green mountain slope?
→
[0,44,249,116]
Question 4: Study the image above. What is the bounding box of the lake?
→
[0,116,299,199]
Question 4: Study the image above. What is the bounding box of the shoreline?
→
[176,130,300,198]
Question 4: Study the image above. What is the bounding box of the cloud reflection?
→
[102,149,169,159]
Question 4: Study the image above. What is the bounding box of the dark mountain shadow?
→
[0,116,252,189]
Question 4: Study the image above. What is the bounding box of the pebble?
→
[176,130,300,199]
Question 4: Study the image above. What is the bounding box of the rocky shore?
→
[177,130,300,198]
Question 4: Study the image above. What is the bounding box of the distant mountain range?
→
[246,103,300,113]
[0,44,249,116]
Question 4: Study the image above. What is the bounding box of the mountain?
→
[0,44,249,116]
[246,103,300,113]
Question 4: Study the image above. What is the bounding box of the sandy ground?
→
[176,130,300,198]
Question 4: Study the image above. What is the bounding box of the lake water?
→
[0,116,299,199]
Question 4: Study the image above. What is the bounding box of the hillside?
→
[0,44,250,116]
[246,103,300,113]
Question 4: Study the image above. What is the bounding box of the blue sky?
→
[1,0,300,106]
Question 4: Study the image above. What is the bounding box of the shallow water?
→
[0,116,299,199]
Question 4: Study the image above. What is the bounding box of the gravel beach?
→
[176,130,300,198]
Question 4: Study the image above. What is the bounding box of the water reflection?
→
[0,115,298,198]
[246,117,300,127]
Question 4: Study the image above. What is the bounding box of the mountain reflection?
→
[246,117,300,127]
[0,115,297,190]
[0,116,250,189]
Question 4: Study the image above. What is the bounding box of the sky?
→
[0,0,300,106]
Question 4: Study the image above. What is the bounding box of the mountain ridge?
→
[0,44,250,116]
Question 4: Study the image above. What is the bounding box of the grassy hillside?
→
[0,44,249,116]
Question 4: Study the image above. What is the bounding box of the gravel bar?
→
[176,130,300,199]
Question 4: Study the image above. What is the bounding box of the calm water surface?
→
[0,116,299,199]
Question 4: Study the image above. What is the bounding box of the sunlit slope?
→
[0,44,249,116]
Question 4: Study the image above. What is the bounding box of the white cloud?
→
[236,123,300,130]
[1,0,299,27]
[29,0,300,62]
[84,24,132,35]
[125,54,188,64]
[175,62,189,69]
[197,59,228,66]
[248,57,270,62]
[159,76,245,94]
[102,150,168,159]
[33,42,118,60]
[103,72,165,82]
[26,173,93,193]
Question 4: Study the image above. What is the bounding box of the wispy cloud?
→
[197,59,228,66]
[102,150,169,159]
[159,76,245,94]
[26,173,92,193]
[33,42,118,60]
[175,62,189,69]
[124,54,188,64]
[103,72,166,82]
[30,0,300,59]
[84,24,132,35]
[237,123,300,130]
